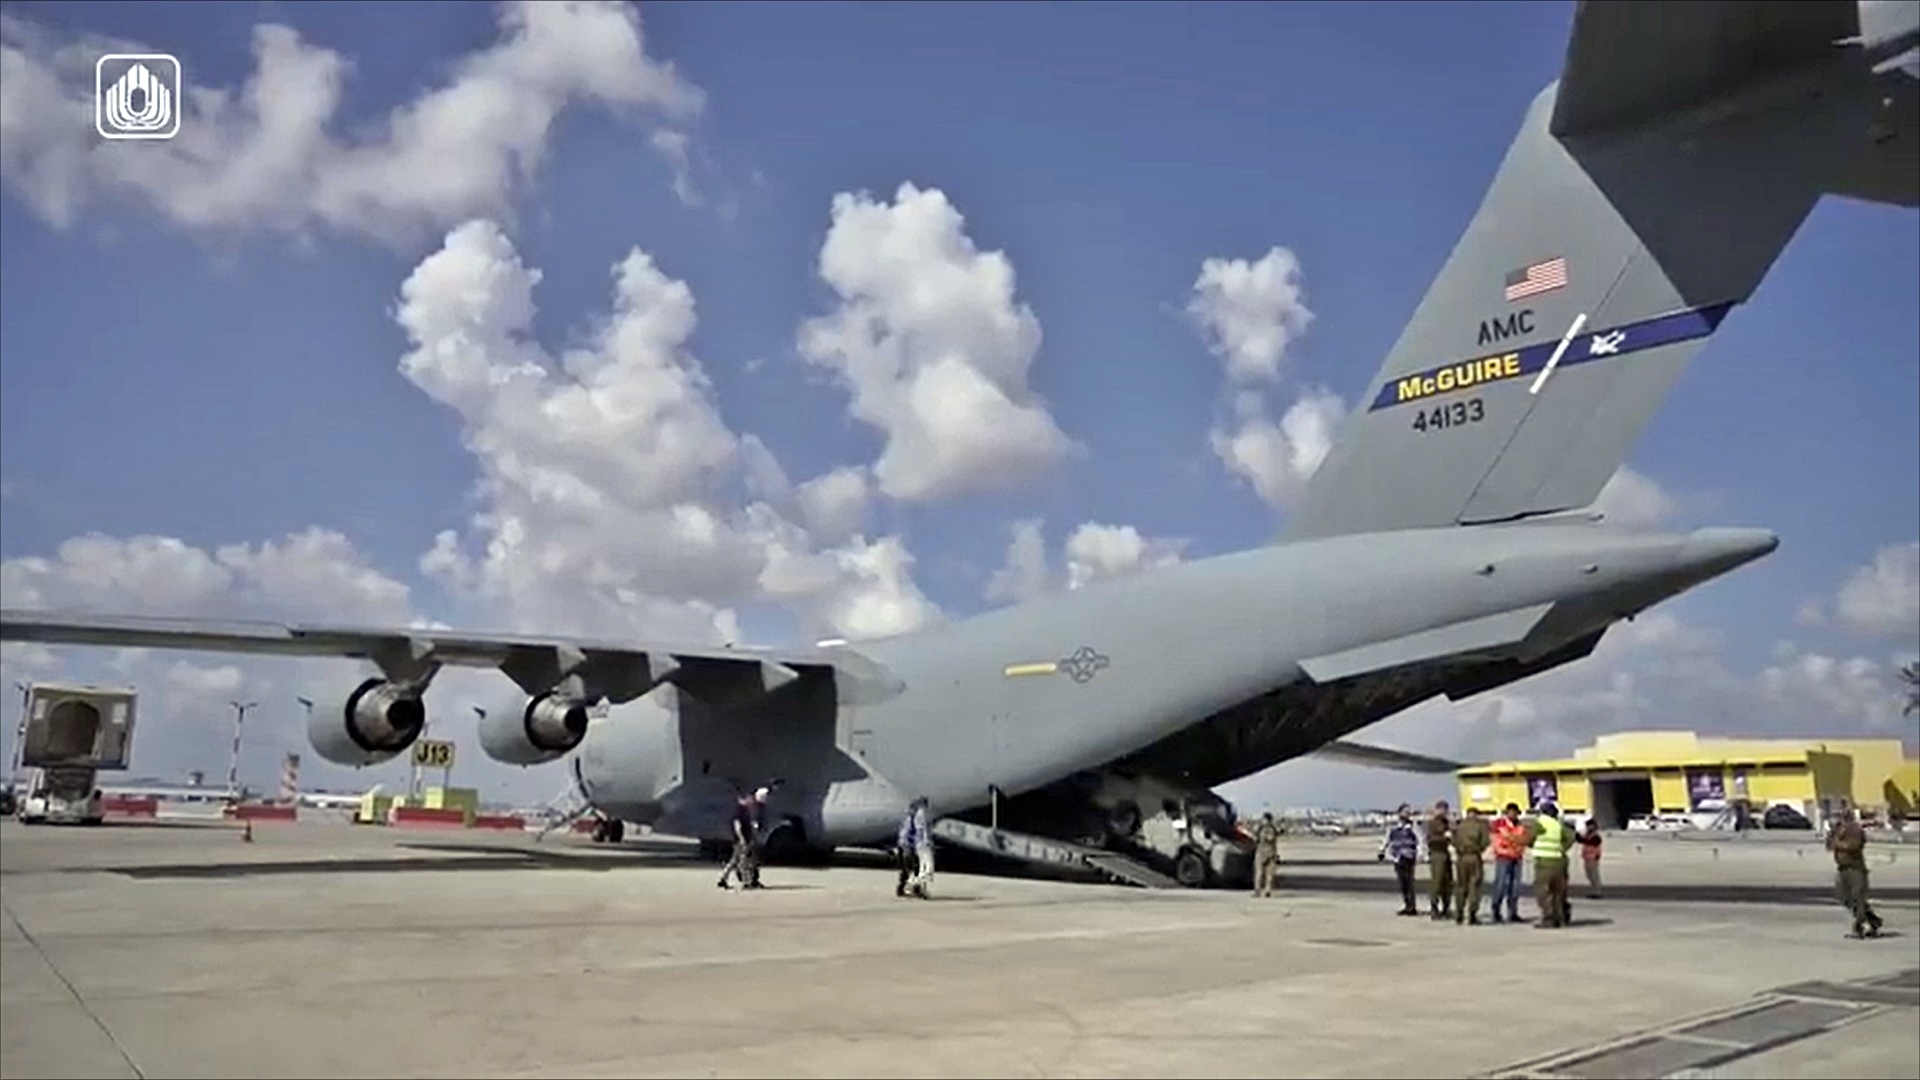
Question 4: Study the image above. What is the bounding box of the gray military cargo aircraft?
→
[3,0,1916,881]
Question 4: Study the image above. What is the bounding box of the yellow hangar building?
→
[1455,731,1920,830]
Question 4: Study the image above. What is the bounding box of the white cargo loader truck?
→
[17,765,104,825]
[12,681,137,824]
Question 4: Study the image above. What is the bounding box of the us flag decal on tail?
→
[1504,257,1567,302]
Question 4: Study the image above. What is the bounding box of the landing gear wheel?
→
[590,818,609,843]
[605,819,625,844]
[1174,848,1210,889]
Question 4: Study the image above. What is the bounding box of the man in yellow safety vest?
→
[1529,802,1573,928]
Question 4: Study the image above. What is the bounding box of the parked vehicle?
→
[1762,803,1813,830]
[1077,770,1255,888]
[16,767,104,825]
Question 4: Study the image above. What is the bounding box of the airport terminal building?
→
[1455,731,1920,831]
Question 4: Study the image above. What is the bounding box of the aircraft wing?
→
[0,609,905,707]
[1312,739,1466,776]
[1551,0,1863,138]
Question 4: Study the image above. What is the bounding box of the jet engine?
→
[479,691,591,765]
[307,677,427,767]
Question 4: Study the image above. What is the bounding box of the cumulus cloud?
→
[0,1,703,246]
[0,529,441,793]
[1797,542,1920,645]
[984,521,1052,605]
[1062,522,1187,591]
[1834,543,1920,641]
[985,519,1187,604]
[1186,247,1347,512]
[0,206,967,797]
[1188,247,1315,386]
[794,466,873,547]
[1209,388,1349,511]
[0,528,413,623]
[797,183,1077,503]
[647,127,701,208]
[1592,466,1682,528]
[396,218,941,646]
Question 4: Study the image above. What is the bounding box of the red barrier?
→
[227,803,298,822]
[470,814,526,831]
[391,806,469,829]
[102,796,158,818]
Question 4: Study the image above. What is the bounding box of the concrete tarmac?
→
[2,820,1916,1080]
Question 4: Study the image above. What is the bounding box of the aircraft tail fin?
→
[1283,20,1877,543]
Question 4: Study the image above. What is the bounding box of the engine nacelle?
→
[479,691,591,765]
[307,678,427,767]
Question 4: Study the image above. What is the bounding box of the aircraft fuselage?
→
[578,518,1776,850]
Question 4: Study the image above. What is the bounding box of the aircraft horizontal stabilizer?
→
[1550,0,1861,139]
[1296,603,1554,685]
[1313,739,1466,775]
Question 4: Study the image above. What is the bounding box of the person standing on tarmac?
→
[1529,802,1573,928]
[1489,802,1529,924]
[895,799,923,897]
[1576,818,1604,898]
[1378,804,1423,916]
[905,796,936,898]
[1252,812,1284,898]
[1451,806,1491,925]
[1826,808,1884,939]
[717,787,767,890]
[1425,800,1455,921]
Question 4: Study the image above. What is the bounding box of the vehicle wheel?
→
[1174,848,1210,889]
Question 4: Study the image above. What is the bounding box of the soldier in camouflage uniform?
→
[1425,800,1455,920]
[1826,809,1884,939]
[1451,806,1491,925]
[1252,813,1284,898]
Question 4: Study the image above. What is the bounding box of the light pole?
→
[226,700,258,802]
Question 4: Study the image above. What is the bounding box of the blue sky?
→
[0,0,1914,811]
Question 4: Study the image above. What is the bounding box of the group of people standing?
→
[719,787,1887,941]
[1380,800,1601,927]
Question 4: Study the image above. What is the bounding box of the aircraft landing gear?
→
[590,816,625,844]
